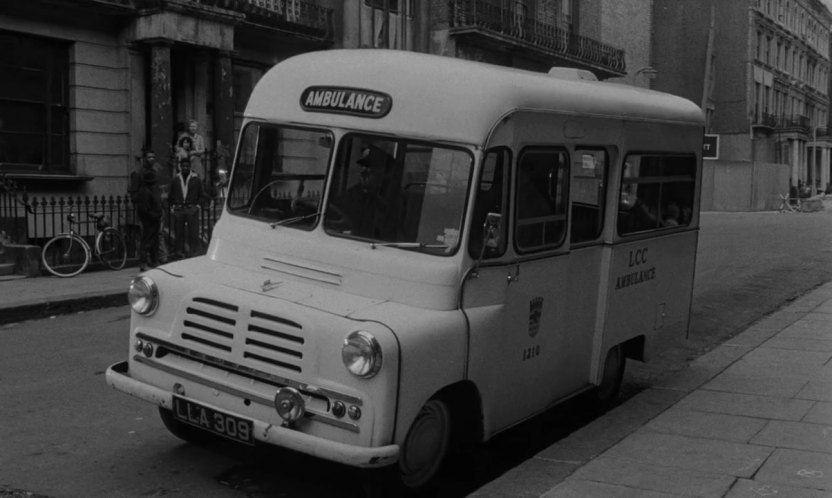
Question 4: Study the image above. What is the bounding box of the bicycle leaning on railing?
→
[41,213,127,277]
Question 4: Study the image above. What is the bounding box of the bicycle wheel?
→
[41,234,90,277]
[96,227,127,270]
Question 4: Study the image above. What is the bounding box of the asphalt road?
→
[2,210,832,497]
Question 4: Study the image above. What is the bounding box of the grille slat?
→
[182,332,232,352]
[248,323,304,344]
[179,296,305,374]
[186,307,236,326]
[183,320,234,339]
[246,338,303,358]
[244,352,302,373]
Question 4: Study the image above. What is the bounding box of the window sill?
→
[3,173,94,182]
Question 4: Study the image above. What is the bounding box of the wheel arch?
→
[433,380,484,444]
[621,334,646,362]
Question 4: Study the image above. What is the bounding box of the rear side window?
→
[515,148,569,252]
[617,154,696,235]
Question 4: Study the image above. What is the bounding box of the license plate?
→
[172,396,255,445]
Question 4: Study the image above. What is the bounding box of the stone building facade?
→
[0,0,626,203]
[653,0,832,210]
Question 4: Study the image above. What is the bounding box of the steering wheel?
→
[323,203,353,232]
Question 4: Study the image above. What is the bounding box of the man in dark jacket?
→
[137,170,163,271]
[169,157,206,258]
[129,149,169,263]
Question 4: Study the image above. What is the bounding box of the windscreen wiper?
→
[370,241,449,250]
[270,212,321,228]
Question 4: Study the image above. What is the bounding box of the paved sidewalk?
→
[473,281,832,497]
[0,267,138,325]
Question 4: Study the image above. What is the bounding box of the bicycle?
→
[41,213,127,277]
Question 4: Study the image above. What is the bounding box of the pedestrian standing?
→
[137,170,163,271]
[169,157,206,259]
[129,149,169,264]
[177,119,206,182]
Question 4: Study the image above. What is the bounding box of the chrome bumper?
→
[105,360,399,468]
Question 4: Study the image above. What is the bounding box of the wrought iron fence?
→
[449,0,626,74]
[0,187,223,265]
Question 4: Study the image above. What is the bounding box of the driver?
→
[332,146,387,237]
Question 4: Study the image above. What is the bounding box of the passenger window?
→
[617,154,696,235]
[469,148,509,259]
[515,148,569,252]
[570,148,608,243]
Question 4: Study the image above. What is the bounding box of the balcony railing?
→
[448,0,626,77]
[137,0,334,41]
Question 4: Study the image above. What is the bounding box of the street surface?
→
[2,211,832,497]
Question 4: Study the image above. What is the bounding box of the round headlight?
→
[342,330,382,378]
[128,276,159,315]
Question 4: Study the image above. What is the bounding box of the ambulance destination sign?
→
[300,86,392,118]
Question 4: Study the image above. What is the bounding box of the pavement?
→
[1,268,831,497]
[0,267,137,325]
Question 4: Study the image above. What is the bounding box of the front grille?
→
[180,297,305,374]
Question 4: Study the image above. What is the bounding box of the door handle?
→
[507,263,520,284]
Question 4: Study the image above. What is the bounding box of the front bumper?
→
[105,360,399,468]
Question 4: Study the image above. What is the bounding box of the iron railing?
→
[448,0,626,75]
[135,0,335,40]
[0,189,223,264]
[776,114,811,133]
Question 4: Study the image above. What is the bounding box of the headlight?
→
[342,330,382,378]
[128,276,159,315]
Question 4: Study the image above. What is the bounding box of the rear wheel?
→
[588,345,626,408]
[398,398,452,490]
[96,227,127,270]
[158,407,211,444]
[41,234,90,277]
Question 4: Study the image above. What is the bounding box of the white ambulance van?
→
[107,49,704,490]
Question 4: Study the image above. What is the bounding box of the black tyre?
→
[41,234,90,277]
[398,398,452,490]
[96,227,127,270]
[588,344,626,408]
[157,407,211,444]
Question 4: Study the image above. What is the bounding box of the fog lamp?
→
[142,342,154,358]
[274,387,305,423]
[348,405,362,420]
[134,339,144,353]
[332,401,346,418]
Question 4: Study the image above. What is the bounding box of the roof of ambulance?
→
[245,49,704,145]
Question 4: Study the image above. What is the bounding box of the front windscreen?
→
[227,123,332,229]
[323,135,473,255]
[227,125,473,255]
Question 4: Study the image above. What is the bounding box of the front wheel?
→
[398,398,452,490]
[96,227,127,270]
[41,234,90,277]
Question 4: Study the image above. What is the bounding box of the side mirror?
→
[471,212,502,279]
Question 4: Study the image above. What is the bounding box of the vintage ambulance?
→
[107,49,704,490]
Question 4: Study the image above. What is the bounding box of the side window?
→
[570,148,608,243]
[617,154,696,235]
[515,148,569,252]
[468,147,509,259]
